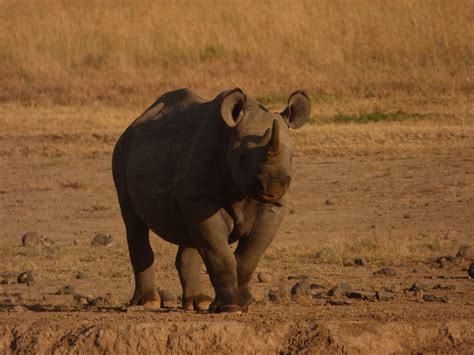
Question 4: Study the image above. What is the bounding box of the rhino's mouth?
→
[255,192,284,203]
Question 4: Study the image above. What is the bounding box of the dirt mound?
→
[1,318,473,354]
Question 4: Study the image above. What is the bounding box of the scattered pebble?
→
[75,271,88,280]
[257,272,272,283]
[0,276,8,284]
[468,263,474,278]
[409,281,432,292]
[287,274,309,280]
[21,232,54,248]
[17,271,34,285]
[56,285,76,295]
[290,281,311,299]
[73,294,95,306]
[436,255,457,268]
[388,283,402,293]
[347,291,376,301]
[403,213,411,219]
[289,208,296,215]
[376,291,395,301]
[374,267,397,277]
[314,247,340,264]
[268,284,290,302]
[433,284,456,291]
[91,234,115,247]
[159,289,177,308]
[423,294,449,303]
[354,257,369,266]
[327,282,352,297]
[324,199,334,206]
[310,283,326,290]
[457,245,474,259]
[327,299,352,306]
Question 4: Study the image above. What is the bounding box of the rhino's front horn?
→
[267,119,280,155]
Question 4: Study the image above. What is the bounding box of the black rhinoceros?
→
[112,88,310,313]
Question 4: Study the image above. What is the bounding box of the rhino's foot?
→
[129,290,161,309]
[182,294,213,311]
[209,298,246,314]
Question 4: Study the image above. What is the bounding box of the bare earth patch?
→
[0,105,473,353]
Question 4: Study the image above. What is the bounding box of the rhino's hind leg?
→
[175,246,213,311]
[122,207,160,309]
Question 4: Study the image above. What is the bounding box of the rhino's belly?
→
[126,147,190,246]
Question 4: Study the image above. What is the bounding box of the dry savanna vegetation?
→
[0,0,473,106]
[1,1,474,353]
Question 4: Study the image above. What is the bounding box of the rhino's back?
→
[117,88,208,244]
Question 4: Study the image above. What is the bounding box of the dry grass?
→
[1,103,472,159]
[0,0,472,105]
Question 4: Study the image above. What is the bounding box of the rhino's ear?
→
[281,91,311,129]
[220,88,246,127]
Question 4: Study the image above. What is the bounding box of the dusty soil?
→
[0,106,473,353]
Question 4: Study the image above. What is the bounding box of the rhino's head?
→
[219,88,311,203]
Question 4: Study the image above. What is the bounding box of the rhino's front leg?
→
[235,202,286,306]
[187,207,244,313]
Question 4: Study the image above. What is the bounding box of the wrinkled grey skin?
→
[112,88,311,313]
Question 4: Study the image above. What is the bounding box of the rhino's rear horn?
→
[267,119,280,155]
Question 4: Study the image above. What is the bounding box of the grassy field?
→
[0,0,472,105]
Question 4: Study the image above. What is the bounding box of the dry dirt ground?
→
[0,104,473,353]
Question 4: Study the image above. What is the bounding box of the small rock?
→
[94,295,113,307]
[403,213,411,219]
[0,276,8,284]
[423,294,449,303]
[268,284,290,302]
[388,283,402,293]
[310,283,326,290]
[347,291,376,301]
[468,263,474,278]
[457,245,474,259]
[91,234,114,247]
[327,299,352,306]
[409,281,431,292]
[75,271,88,280]
[21,232,54,248]
[324,199,334,206]
[314,247,340,264]
[327,282,352,297]
[74,294,95,306]
[354,257,368,266]
[376,291,395,301]
[56,285,76,295]
[158,289,177,308]
[291,281,311,299]
[312,291,328,299]
[17,271,34,285]
[287,274,309,280]
[433,284,456,291]
[374,267,397,277]
[436,255,457,267]
[289,208,296,215]
[257,272,272,283]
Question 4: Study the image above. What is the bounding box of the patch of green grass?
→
[311,111,424,125]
